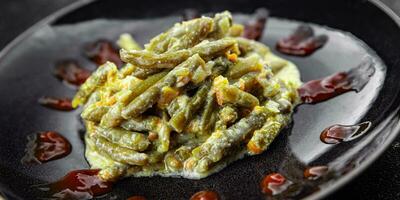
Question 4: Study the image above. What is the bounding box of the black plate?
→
[1,0,400,199]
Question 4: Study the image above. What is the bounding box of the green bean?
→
[120,49,191,69]
[122,77,174,119]
[247,114,288,155]
[169,81,211,132]
[156,112,171,153]
[95,126,150,151]
[209,57,232,80]
[96,71,167,126]
[215,106,238,130]
[121,115,161,132]
[121,38,236,69]
[81,103,109,122]
[145,17,214,53]
[256,70,281,98]
[199,90,217,134]
[189,106,270,171]
[226,54,263,79]
[213,76,259,108]
[232,72,258,92]
[164,152,183,171]
[192,61,214,85]
[117,33,142,50]
[122,54,205,118]
[167,95,190,117]
[207,11,232,39]
[72,62,118,107]
[235,37,270,57]
[98,165,128,181]
[99,103,123,127]
[123,71,167,104]
[93,134,148,166]
[118,64,136,79]
[190,38,237,60]
[184,115,202,135]
[228,23,244,37]
[132,67,164,79]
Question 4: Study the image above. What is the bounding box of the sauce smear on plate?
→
[54,60,91,86]
[260,173,292,195]
[190,190,220,200]
[304,166,329,180]
[276,24,328,56]
[85,40,123,67]
[243,8,269,41]
[298,60,375,104]
[320,121,372,144]
[22,131,71,164]
[126,196,147,200]
[38,96,74,111]
[38,169,113,200]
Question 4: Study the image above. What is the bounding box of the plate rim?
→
[0,0,399,199]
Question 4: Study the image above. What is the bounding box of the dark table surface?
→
[0,0,399,199]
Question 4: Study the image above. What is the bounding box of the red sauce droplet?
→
[298,60,375,104]
[304,166,329,180]
[190,190,220,200]
[85,40,123,67]
[182,9,200,21]
[38,96,74,111]
[127,196,147,200]
[54,60,91,86]
[320,121,372,144]
[37,169,113,200]
[276,24,328,56]
[260,173,292,196]
[243,8,269,41]
[21,131,71,164]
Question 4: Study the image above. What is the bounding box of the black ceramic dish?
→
[1,0,400,199]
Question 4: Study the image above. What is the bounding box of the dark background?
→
[0,0,399,199]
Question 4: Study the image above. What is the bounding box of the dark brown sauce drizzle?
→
[190,190,220,200]
[37,169,113,200]
[127,196,147,200]
[260,173,292,196]
[298,60,375,104]
[320,121,372,144]
[276,24,328,56]
[54,60,91,86]
[84,40,123,67]
[243,8,269,41]
[182,8,200,21]
[38,96,74,111]
[21,131,71,164]
[304,166,329,180]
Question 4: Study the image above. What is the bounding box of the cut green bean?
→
[72,62,118,107]
[226,54,263,79]
[169,81,211,132]
[121,54,205,118]
[93,134,148,166]
[188,106,270,171]
[145,17,214,53]
[95,126,150,151]
[117,33,142,50]
[121,116,161,132]
[247,114,288,154]
[213,76,259,108]
[207,11,232,39]
[121,38,236,69]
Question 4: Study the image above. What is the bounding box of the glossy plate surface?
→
[0,0,400,199]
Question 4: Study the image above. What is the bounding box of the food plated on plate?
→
[18,7,379,199]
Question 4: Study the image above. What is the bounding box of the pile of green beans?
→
[75,11,301,180]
